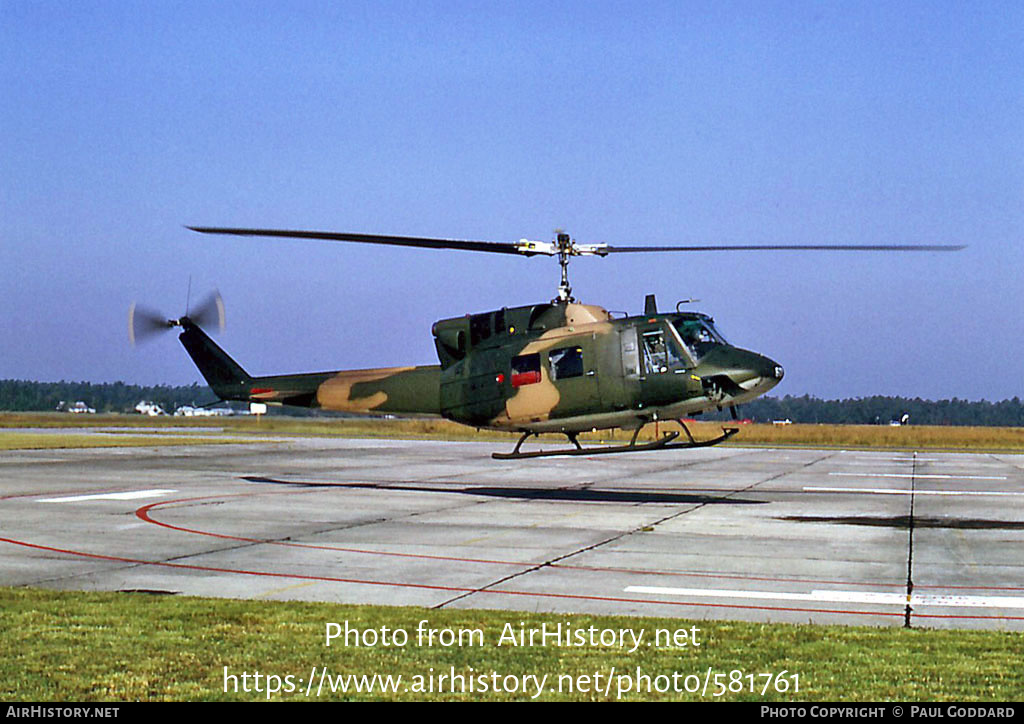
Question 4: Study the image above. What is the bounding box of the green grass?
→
[1,587,1021,701]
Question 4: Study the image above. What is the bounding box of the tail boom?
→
[177,319,440,415]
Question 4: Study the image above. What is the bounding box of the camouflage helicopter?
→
[131,227,961,459]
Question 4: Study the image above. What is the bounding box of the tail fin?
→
[178,318,251,399]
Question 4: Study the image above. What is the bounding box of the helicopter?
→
[131,227,962,459]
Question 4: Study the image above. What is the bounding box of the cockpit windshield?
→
[672,317,728,362]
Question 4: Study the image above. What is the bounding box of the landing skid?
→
[492,421,740,460]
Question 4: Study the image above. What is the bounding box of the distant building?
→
[57,401,96,414]
[134,401,165,416]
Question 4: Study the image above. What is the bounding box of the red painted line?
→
[9,489,1019,619]
[4,524,1023,621]
[136,493,1024,594]
[0,534,907,618]
[0,535,468,594]
[147,493,887,583]
[136,496,543,568]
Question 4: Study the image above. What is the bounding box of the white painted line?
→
[624,586,1024,609]
[844,457,942,462]
[838,460,1004,468]
[830,472,1006,480]
[804,486,1024,497]
[627,585,827,603]
[39,489,177,503]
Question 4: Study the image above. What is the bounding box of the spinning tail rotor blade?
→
[128,303,173,347]
[128,291,225,346]
[188,290,225,333]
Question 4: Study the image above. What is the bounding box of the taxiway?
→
[2,435,1023,629]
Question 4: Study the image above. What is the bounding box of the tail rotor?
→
[128,290,225,346]
[187,290,226,334]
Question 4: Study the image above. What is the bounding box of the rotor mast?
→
[550,230,611,303]
[556,231,574,303]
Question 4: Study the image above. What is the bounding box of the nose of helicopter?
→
[698,348,784,401]
[742,351,784,395]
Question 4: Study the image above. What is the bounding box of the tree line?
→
[0,380,217,414]
[703,394,1024,427]
[4,379,1024,426]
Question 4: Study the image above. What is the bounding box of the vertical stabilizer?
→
[178,318,251,399]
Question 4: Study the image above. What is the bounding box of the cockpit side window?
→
[674,319,726,361]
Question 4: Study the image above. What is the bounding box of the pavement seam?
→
[431,449,838,610]
[904,451,917,628]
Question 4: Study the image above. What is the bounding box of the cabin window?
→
[548,346,584,380]
[511,353,541,387]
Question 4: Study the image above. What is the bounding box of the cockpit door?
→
[637,324,693,407]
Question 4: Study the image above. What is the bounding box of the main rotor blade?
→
[189,226,965,261]
[187,227,538,256]
[604,243,965,252]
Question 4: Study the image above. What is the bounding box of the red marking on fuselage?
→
[511,371,541,387]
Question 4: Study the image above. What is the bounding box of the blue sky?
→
[2,1,1021,400]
